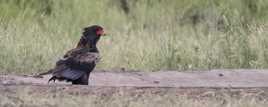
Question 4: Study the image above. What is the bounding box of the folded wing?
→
[48,48,100,82]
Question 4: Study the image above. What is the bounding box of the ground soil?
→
[1,69,268,98]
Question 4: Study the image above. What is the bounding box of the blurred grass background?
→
[0,0,268,74]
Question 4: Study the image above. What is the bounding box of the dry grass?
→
[0,87,268,107]
[0,0,268,74]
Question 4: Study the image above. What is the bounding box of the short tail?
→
[32,69,53,78]
[47,69,87,84]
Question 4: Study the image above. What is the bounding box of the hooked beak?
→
[102,32,107,36]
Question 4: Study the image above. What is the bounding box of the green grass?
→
[1,0,268,74]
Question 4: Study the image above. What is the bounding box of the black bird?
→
[48,25,105,85]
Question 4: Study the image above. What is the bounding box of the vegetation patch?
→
[0,0,268,74]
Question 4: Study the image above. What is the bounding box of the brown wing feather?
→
[48,47,81,75]
[48,46,99,82]
[51,51,99,73]
[73,52,100,64]
[63,47,83,58]
[43,46,99,74]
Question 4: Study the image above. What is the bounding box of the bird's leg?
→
[48,76,56,84]
[81,73,89,85]
[71,74,89,85]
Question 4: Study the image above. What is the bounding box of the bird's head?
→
[76,25,106,50]
[83,25,105,37]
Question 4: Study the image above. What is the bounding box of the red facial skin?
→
[96,28,105,36]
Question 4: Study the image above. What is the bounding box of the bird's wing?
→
[50,59,86,81]
[61,48,100,65]
[48,46,100,81]
[73,52,100,64]
[63,47,84,58]
[53,67,86,80]
[50,64,69,75]
[49,52,99,80]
